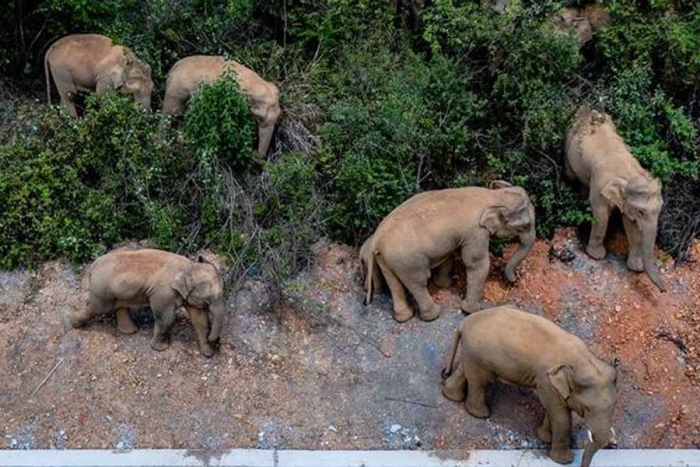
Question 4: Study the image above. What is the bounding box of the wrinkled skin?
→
[71,249,225,358]
[443,306,617,467]
[162,55,281,156]
[566,106,666,292]
[362,181,536,322]
[45,34,153,116]
[550,4,610,46]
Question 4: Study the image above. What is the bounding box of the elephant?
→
[361,181,536,322]
[566,106,666,292]
[44,34,153,117]
[550,4,610,46]
[162,55,281,156]
[70,249,225,357]
[442,305,617,467]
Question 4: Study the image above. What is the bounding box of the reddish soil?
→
[1,227,699,451]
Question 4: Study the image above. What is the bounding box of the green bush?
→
[184,72,256,172]
[2,0,700,270]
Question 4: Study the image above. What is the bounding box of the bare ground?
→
[1,227,699,452]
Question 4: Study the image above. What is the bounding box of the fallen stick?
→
[31,357,65,397]
[384,396,437,409]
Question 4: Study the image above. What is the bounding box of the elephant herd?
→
[47,29,667,467]
[44,34,280,155]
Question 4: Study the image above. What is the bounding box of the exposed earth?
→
[1,227,699,452]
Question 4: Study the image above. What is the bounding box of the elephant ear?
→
[107,65,126,90]
[479,206,505,235]
[489,180,513,190]
[548,364,574,401]
[600,177,628,209]
[171,271,193,300]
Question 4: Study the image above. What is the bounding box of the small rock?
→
[390,424,402,433]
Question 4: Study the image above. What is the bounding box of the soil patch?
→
[1,228,699,450]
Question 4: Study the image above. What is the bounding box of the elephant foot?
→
[627,256,644,272]
[199,343,215,358]
[118,322,138,335]
[150,338,171,352]
[419,303,441,322]
[586,244,607,260]
[116,310,138,335]
[442,384,466,402]
[69,312,88,329]
[432,275,452,289]
[549,447,574,465]
[465,401,490,419]
[537,424,552,443]
[393,306,414,323]
[460,300,480,315]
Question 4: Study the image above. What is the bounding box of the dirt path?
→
[1,228,699,451]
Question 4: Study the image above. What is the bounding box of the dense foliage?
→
[1,0,699,275]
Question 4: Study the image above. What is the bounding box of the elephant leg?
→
[432,255,454,288]
[547,408,574,464]
[622,216,644,272]
[162,94,185,117]
[56,85,78,117]
[443,363,467,402]
[151,306,176,352]
[256,121,275,157]
[461,248,490,314]
[538,412,553,443]
[115,308,138,335]
[587,198,610,260]
[463,357,493,418]
[375,255,413,322]
[397,262,441,322]
[537,381,574,464]
[186,305,214,358]
[70,297,110,328]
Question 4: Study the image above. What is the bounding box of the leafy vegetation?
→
[1,0,700,274]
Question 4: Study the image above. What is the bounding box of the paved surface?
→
[1,449,700,467]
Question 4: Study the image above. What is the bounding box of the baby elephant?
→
[71,249,225,357]
[362,181,535,322]
[443,306,617,467]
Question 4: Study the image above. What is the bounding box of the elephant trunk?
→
[208,299,225,342]
[642,231,666,292]
[581,428,609,467]
[137,92,152,111]
[504,222,535,283]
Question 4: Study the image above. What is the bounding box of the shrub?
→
[184,72,256,172]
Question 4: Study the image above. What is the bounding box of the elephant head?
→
[480,181,536,282]
[548,359,617,467]
[109,48,153,110]
[601,176,666,292]
[172,256,225,343]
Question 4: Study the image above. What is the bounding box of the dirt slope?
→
[1,228,699,451]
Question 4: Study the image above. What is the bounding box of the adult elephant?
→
[162,55,281,156]
[566,106,666,292]
[443,305,617,467]
[45,34,153,116]
[362,181,536,322]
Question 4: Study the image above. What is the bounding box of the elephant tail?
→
[363,251,375,306]
[44,48,52,105]
[441,325,463,380]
